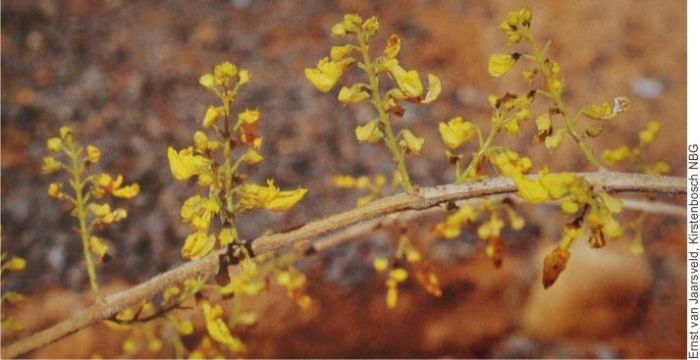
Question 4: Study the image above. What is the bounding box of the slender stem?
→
[522,29,602,169]
[68,144,100,300]
[357,33,414,194]
[222,96,235,216]
[456,115,502,183]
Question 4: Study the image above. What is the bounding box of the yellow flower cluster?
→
[333,173,398,207]
[169,61,307,260]
[1,237,26,333]
[433,197,524,267]
[489,7,637,169]
[201,300,246,353]
[373,234,441,309]
[43,126,139,298]
[306,13,442,194]
[276,268,312,310]
[601,120,669,175]
[599,119,669,256]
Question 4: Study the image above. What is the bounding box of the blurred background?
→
[1,0,686,358]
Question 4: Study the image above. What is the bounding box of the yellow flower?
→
[535,113,552,138]
[112,183,140,198]
[41,156,62,174]
[539,171,575,199]
[181,231,216,259]
[362,16,379,36]
[201,301,245,353]
[167,315,194,336]
[331,14,362,36]
[330,45,354,61]
[86,145,101,164]
[421,74,442,104]
[48,182,62,198]
[89,236,108,258]
[432,205,476,239]
[305,57,353,92]
[193,131,221,152]
[218,227,237,247]
[385,59,423,98]
[355,120,383,143]
[239,179,307,212]
[333,175,356,188]
[373,257,389,272]
[582,97,630,120]
[238,109,260,124]
[398,129,424,154]
[438,116,477,150]
[477,216,504,240]
[167,147,210,181]
[181,195,203,222]
[386,281,399,309]
[389,268,408,282]
[202,106,223,128]
[238,69,251,85]
[214,61,238,86]
[242,148,264,165]
[47,137,62,153]
[513,176,549,203]
[561,199,579,214]
[199,73,215,89]
[544,128,565,151]
[384,34,401,58]
[59,126,73,140]
[639,120,660,145]
[5,257,26,271]
[499,8,532,44]
[338,84,370,105]
[601,146,631,165]
[488,53,520,77]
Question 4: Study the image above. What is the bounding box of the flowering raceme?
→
[168,61,307,261]
[306,13,442,195]
[43,126,139,299]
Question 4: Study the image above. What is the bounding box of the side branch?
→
[3,172,685,358]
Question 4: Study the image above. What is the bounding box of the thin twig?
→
[2,172,685,358]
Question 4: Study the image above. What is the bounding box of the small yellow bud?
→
[5,257,26,271]
[398,129,424,155]
[238,109,260,124]
[330,45,354,61]
[48,182,62,198]
[544,128,565,151]
[242,148,263,165]
[59,126,73,140]
[384,34,401,59]
[389,268,408,282]
[86,145,101,164]
[373,257,389,272]
[47,137,62,153]
[362,16,379,36]
[338,84,370,105]
[112,183,140,199]
[238,69,251,85]
[41,156,62,174]
[199,73,215,89]
[202,106,222,128]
